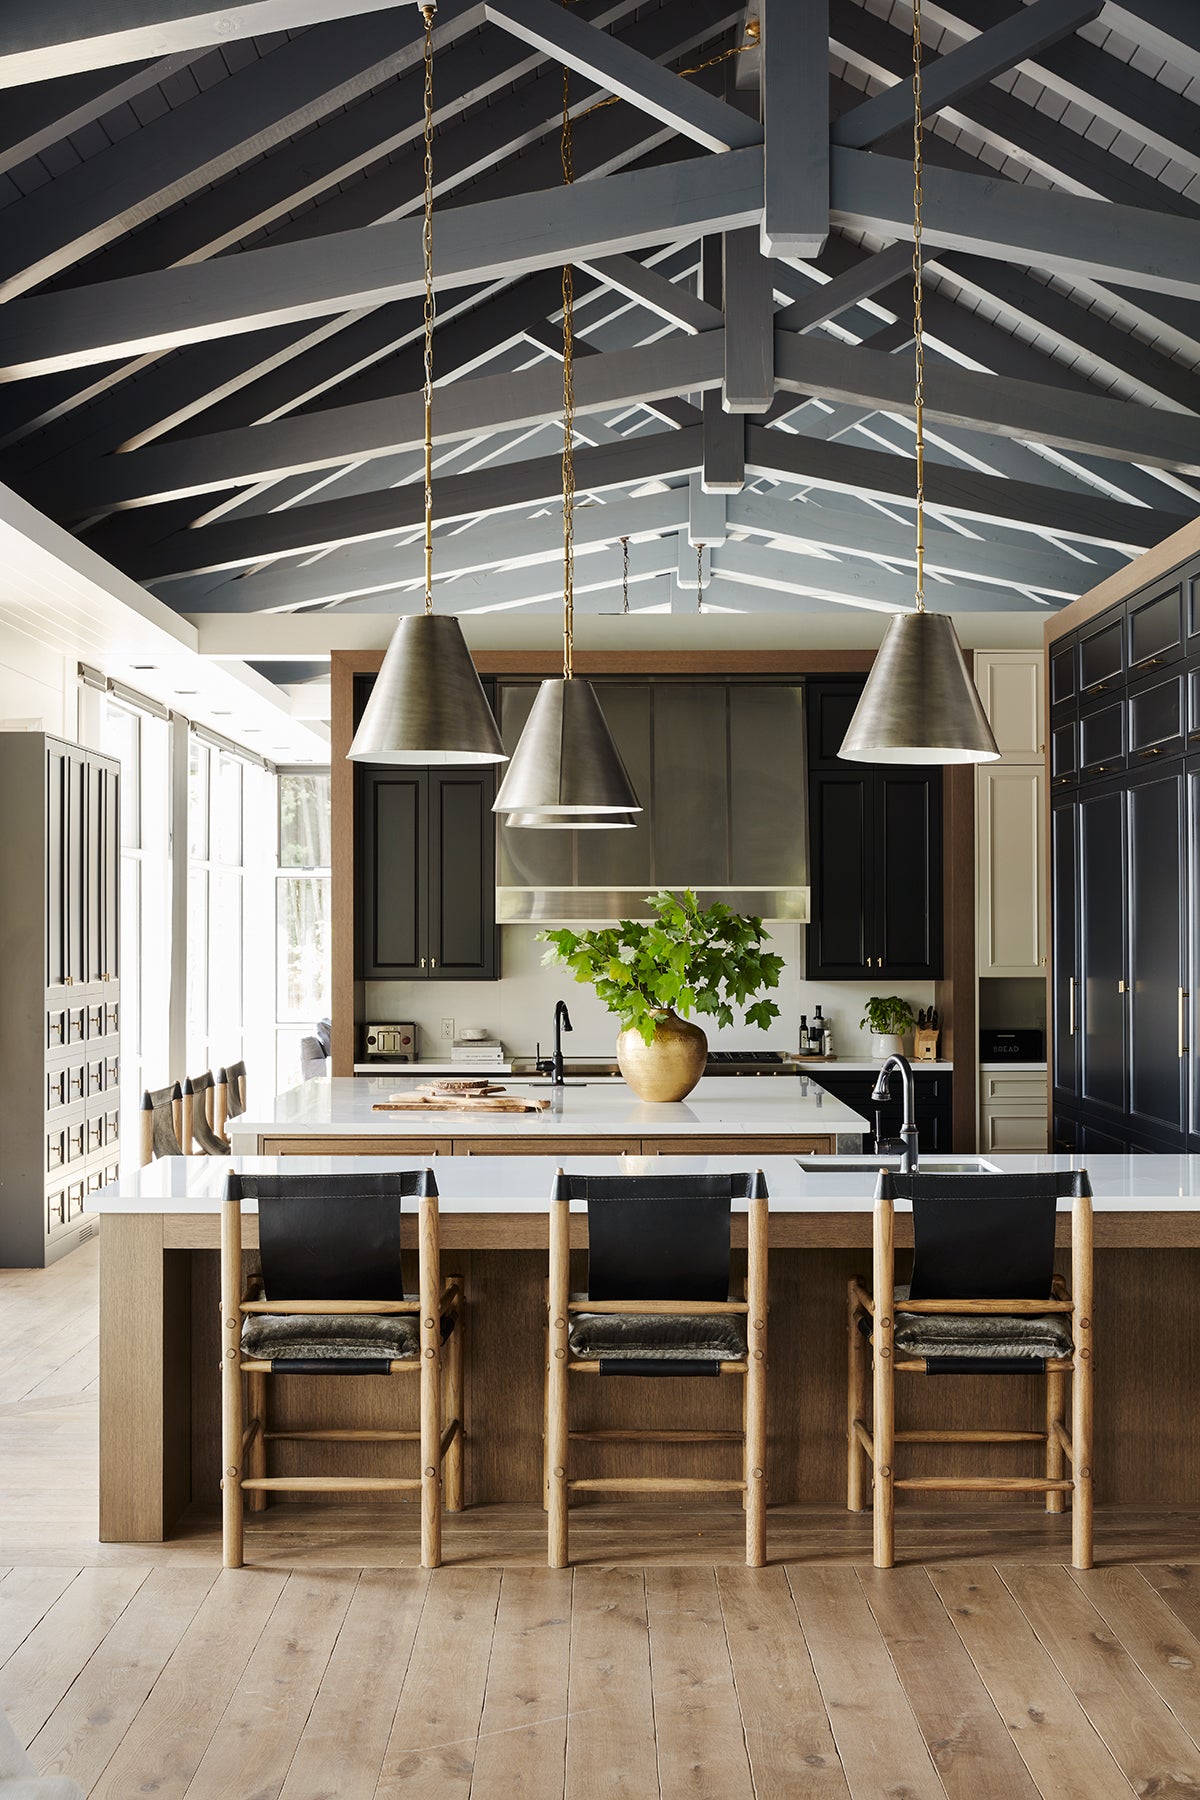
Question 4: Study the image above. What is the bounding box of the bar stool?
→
[216,1059,247,1143]
[183,1072,230,1155]
[848,1168,1094,1569]
[220,1168,464,1570]
[546,1169,769,1569]
[139,1083,183,1164]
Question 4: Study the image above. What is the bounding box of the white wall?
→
[366,923,937,1062]
[0,621,70,736]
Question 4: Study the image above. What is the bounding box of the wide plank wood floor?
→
[6,1240,1200,1796]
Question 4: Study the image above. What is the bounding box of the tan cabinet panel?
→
[975,650,1044,761]
[977,763,1046,976]
[982,1070,1048,1102]
[980,1100,1049,1154]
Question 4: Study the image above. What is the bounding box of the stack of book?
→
[450,1037,506,1066]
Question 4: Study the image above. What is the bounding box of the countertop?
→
[229,1074,871,1147]
[89,1153,1200,1216]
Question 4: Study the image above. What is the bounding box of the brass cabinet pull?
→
[431,958,437,969]
[1068,975,1076,1037]
[1138,656,1163,668]
[420,957,426,969]
[1118,979,1127,995]
[1137,748,1163,759]
[1180,987,1189,1060]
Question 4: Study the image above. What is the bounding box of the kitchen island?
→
[90,1150,1200,1545]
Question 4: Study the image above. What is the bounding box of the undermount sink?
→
[796,1156,1000,1175]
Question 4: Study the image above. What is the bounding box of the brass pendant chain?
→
[620,536,629,614]
[912,0,926,613]
[696,542,704,612]
[421,4,436,615]
[561,63,576,680]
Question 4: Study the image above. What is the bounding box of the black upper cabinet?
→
[358,765,498,982]
[1126,764,1186,1143]
[805,681,943,981]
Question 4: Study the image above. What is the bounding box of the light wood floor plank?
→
[183,1569,359,1800]
[565,1566,658,1800]
[645,1566,754,1800]
[1069,1566,1200,1754]
[928,1564,1136,1800]
[1141,1565,1200,1644]
[0,1567,76,1668]
[718,1565,848,1798]
[278,1569,429,1800]
[858,1566,1040,1800]
[24,1566,215,1792]
[1000,1563,1200,1796]
[469,1568,572,1800]
[0,1565,150,1746]
[88,1568,289,1800]
[787,1565,948,1800]
[373,1567,500,1799]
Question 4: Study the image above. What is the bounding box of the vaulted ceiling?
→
[1,0,1198,664]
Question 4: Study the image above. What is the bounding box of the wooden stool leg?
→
[1071,1193,1094,1570]
[542,1278,550,1514]
[847,1279,868,1512]
[1044,1366,1066,1515]
[419,1195,442,1570]
[741,1371,749,1512]
[744,1192,768,1567]
[548,1195,570,1569]
[220,1203,244,1570]
[246,1371,268,1512]
[872,1194,895,1569]
[444,1276,464,1513]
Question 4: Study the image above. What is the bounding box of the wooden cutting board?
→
[373,1092,551,1113]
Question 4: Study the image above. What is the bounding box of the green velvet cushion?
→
[569,1308,747,1362]
[242,1310,422,1362]
[893,1284,1073,1361]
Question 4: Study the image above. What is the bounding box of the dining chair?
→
[139,1082,183,1164]
[848,1167,1094,1568]
[220,1168,464,1569]
[546,1168,769,1569]
[183,1072,230,1155]
[216,1059,247,1142]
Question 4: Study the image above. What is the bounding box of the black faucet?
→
[539,1000,572,1084]
[870,1052,919,1174]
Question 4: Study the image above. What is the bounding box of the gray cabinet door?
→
[427,771,497,980]
[360,769,425,979]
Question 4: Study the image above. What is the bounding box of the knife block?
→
[913,1027,940,1062]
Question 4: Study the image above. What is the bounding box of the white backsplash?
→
[364,924,937,1061]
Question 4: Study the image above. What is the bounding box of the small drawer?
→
[103,1109,120,1146]
[86,1057,106,1097]
[86,1116,103,1153]
[46,1010,65,1049]
[1079,695,1125,779]
[66,1006,86,1045]
[104,1001,119,1037]
[1078,609,1125,697]
[85,1170,104,1197]
[1186,569,1200,648]
[1050,634,1077,712]
[104,1162,120,1187]
[1127,580,1184,675]
[45,1129,66,1173]
[46,1068,68,1110]
[105,1055,119,1089]
[982,1071,1048,1102]
[1051,718,1077,786]
[66,1063,85,1103]
[86,1003,104,1039]
[66,1119,86,1163]
[46,1189,67,1232]
[67,1180,85,1215]
[1128,668,1183,760]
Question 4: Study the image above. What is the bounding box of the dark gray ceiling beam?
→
[0,51,198,176]
[744,424,1185,549]
[773,243,914,334]
[701,393,745,493]
[0,149,767,379]
[0,0,448,88]
[760,0,828,257]
[332,535,682,613]
[52,335,721,515]
[0,13,441,301]
[1103,1,1200,86]
[481,0,761,152]
[833,0,1102,149]
[772,330,1200,475]
[574,254,722,333]
[722,231,773,413]
[711,539,1054,613]
[829,146,1200,304]
[133,426,703,579]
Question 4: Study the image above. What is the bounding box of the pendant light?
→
[492,67,641,825]
[348,7,506,767]
[839,0,999,767]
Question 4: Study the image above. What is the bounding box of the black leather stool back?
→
[554,1171,766,1301]
[884,1169,1091,1301]
[227,1168,435,1301]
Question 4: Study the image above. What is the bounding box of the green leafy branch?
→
[539,889,783,1046]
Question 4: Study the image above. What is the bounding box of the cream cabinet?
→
[979,1067,1048,1153]
[975,650,1044,761]
[976,762,1046,976]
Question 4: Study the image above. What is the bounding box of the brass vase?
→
[616,1008,708,1102]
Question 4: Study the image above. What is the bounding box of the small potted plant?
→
[539,889,784,1102]
[860,995,916,1060]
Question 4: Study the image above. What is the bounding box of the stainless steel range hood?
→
[495,679,810,924]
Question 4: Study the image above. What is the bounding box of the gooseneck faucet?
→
[551,1000,573,1085]
[871,1052,919,1174]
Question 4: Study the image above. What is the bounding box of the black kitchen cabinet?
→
[357,766,498,981]
[1126,764,1186,1143]
[1077,781,1127,1121]
[1051,791,1079,1108]
[806,681,942,981]
[815,1068,953,1155]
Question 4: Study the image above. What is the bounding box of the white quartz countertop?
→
[89,1153,1200,1216]
[229,1075,870,1146]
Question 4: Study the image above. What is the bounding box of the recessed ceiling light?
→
[211,710,232,716]
[174,689,197,696]
[131,664,158,671]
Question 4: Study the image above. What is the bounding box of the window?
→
[276,771,331,1090]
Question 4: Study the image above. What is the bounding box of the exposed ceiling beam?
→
[773,243,914,334]
[135,427,703,579]
[1102,0,1200,86]
[744,424,1185,549]
[710,539,1051,612]
[336,534,681,612]
[0,51,198,176]
[829,146,1200,304]
[723,231,774,413]
[833,0,1102,149]
[702,392,745,493]
[574,253,722,333]
[0,150,766,379]
[57,336,722,515]
[0,0,446,88]
[760,0,828,258]
[481,0,761,152]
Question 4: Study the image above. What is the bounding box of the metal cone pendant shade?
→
[506,809,637,829]
[839,610,999,764]
[492,677,641,814]
[347,613,506,765]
